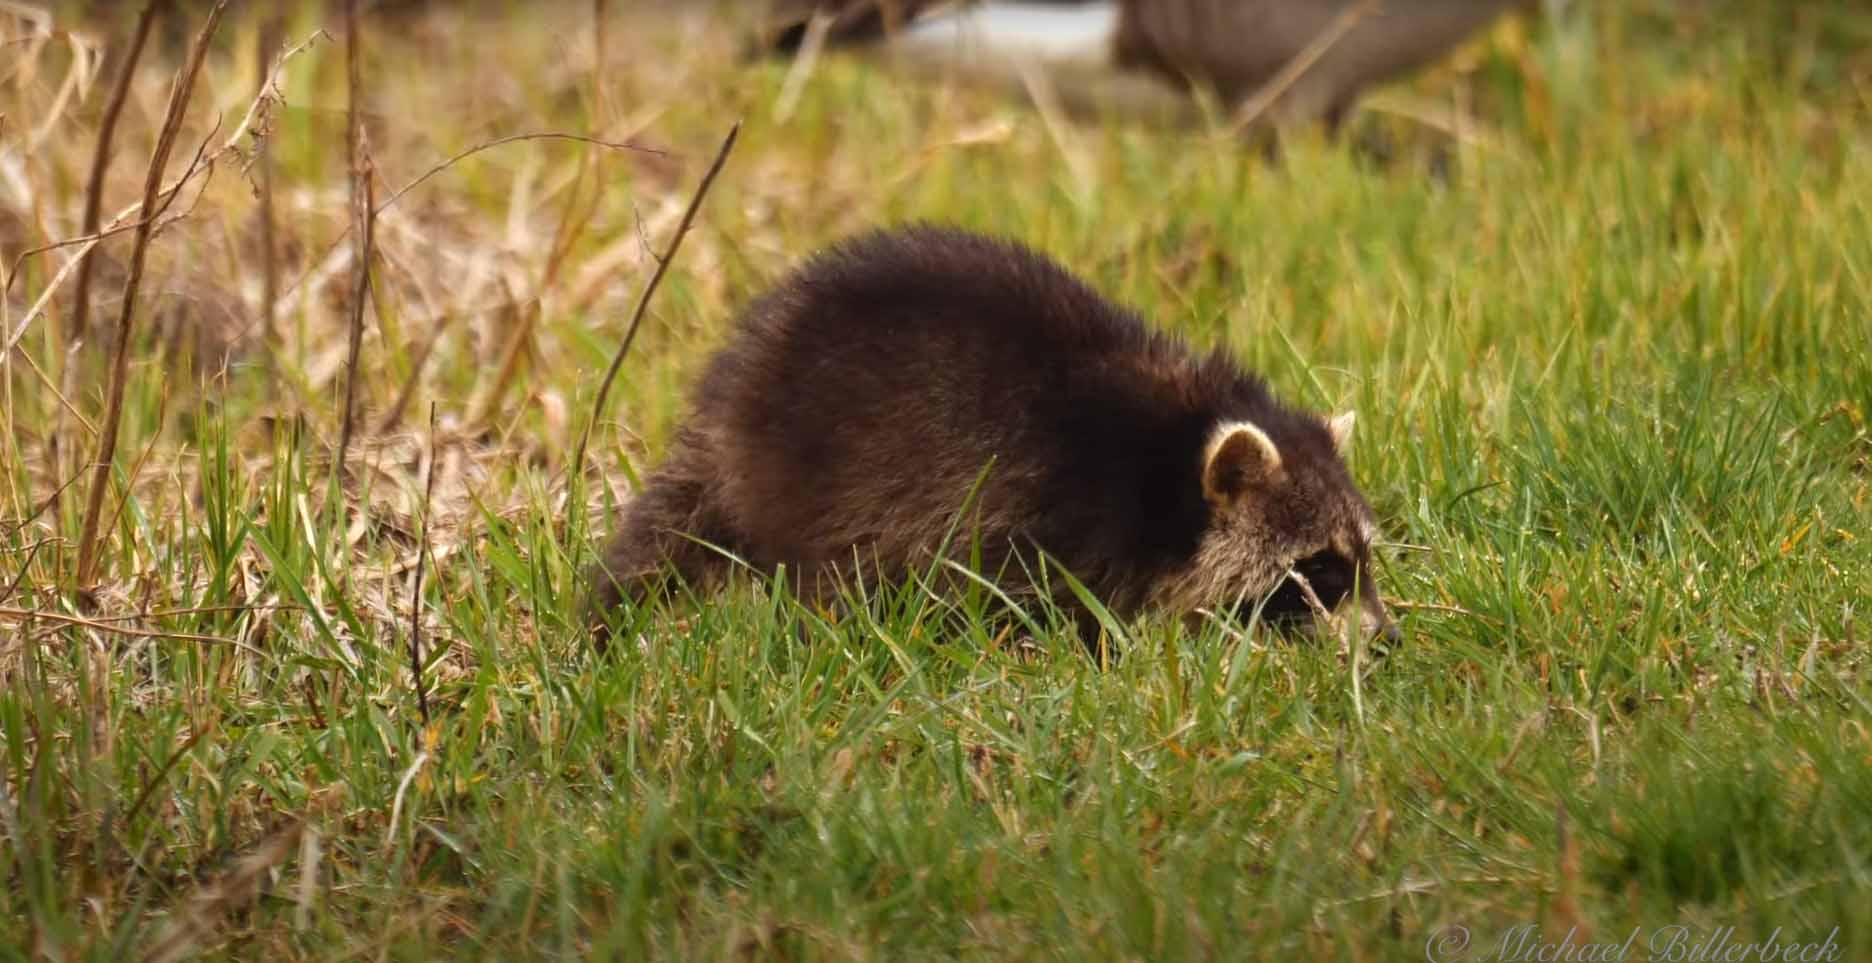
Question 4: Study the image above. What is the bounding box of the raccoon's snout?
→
[1361,593,1402,646]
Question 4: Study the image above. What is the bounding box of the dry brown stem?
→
[1231,0,1380,136]
[73,0,229,590]
[122,717,218,825]
[3,25,327,355]
[256,14,283,358]
[592,0,608,126]
[375,309,451,433]
[68,0,164,346]
[407,403,437,727]
[336,0,373,482]
[0,606,245,647]
[260,132,665,328]
[572,121,740,488]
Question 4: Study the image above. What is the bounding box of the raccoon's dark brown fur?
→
[591,225,1394,647]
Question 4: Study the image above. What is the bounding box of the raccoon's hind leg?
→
[585,440,741,639]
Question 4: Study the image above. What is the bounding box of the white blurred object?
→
[894,2,1120,65]
[878,2,1192,125]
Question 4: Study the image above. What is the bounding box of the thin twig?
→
[45,602,302,623]
[0,537,54,606]
[591,0,608,126]
[122,718,218,825]
[336,0,372,482]
[8,347,95,438]
[375,133,664,217]
[6,220,155,292]
[255,14,283,359]
[255,132,664,330]
[1284,568,1335,624]
[69,0,164,346]
[1285,566,1363,725]
[1231,0,1380,136]
[374,310,451,432]
[225,28,331,176]
[10,467,85,535]
[468,144,604,428]
[3,25,326,358]
[74,0,229,590]
[336,165,374,478]
[0,607,249,648]
[572,121,739,486]
[407,403,437,728]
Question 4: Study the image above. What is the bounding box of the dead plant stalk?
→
[73,0,229,590]
[336,0,373,482]
[407,403,437,727]
[572,121,740,488]
[68,0,164,346]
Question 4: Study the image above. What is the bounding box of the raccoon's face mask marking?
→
[1169,413,1398,643]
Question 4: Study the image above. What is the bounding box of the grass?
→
[2,0,1869,958]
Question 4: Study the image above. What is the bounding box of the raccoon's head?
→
[1158,412,1397,643]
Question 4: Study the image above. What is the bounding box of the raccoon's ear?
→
[1202,421,1282,504]
[1328,411,1356,451]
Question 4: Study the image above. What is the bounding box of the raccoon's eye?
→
[1257,548,1357,625]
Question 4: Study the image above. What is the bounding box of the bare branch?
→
[260,132,667,329]
[572,121,740,487]
[407,403,438,728]
[3,25,327,356]
[0,606,248,649]
[374,132,666,217]
[74,0,229,590]
[69,0,164,345]
[1231,0,1380,136]
[336,0,373,482]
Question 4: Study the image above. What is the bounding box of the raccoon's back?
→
[689,226,1225,584]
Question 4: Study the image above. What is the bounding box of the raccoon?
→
[589,225,1396,649]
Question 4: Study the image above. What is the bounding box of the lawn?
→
[2,1,1869,959]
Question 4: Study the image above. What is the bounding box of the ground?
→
[1,1,1869,959]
